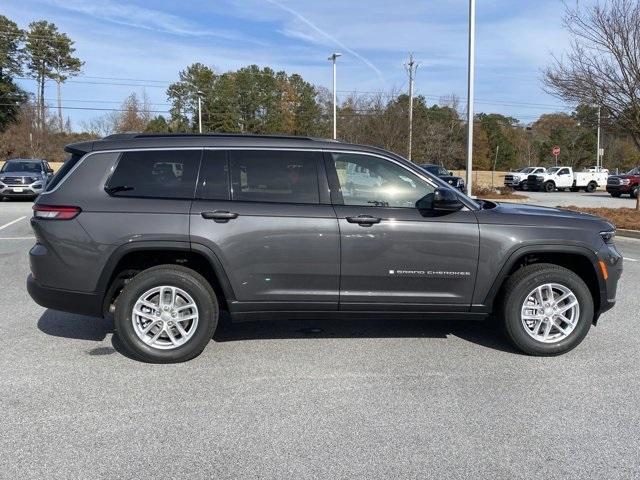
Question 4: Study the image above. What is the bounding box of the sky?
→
[2,0,578,131]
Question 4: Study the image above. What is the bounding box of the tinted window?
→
[45,154,82,192]
[558,168,570,175]
[229,150,320,204]
[331,153,434,208]
[197,150,229,200]
[106,150,200,199]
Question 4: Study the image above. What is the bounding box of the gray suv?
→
[0,158,54,200]
[27,134,623,363]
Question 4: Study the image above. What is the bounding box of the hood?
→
[438,175,463,185]
[0,171,44,178]
[479,201,614,230]
[610,174,639,180]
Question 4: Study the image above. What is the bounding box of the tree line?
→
[1,0,639,172]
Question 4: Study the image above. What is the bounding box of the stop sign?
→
[552,146,561,156]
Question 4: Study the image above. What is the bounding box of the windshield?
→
[1,161,42,173]
[421,165,448,176]
[520,167,535,174]
[626,166,640,175]
[547,167,561,174]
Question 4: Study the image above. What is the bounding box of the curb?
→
[617,229,640,239]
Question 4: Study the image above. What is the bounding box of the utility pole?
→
[328,53,342,140]
[465,0,477,196]
[596,105,601,168]
[405,53,418,161]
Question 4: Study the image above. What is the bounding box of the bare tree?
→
[544,1,640,147]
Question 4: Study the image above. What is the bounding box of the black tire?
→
[114,265,219,363]
[631,187,639,199]
[519,181,529,191]
[543,181,555,192]
[585,181,597,193]
[610,192,621,198]
[500,263,593,356]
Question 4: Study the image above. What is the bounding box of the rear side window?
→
[106,150,200,199]
[45,154,82,192]
[229,150,320,204]
[196,150,230,200]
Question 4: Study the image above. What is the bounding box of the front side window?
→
[331,153,434,208]
[229,150,320,204]
[558,168,570,176]
[106,150,200,199]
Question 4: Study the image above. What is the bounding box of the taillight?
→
[33,204,81,220]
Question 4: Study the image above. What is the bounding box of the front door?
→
[190,149,340,312]
[325,152,480,311]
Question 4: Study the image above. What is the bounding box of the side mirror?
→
[449,171,454,176]
[433,188,464,211]
[416,188,464,212]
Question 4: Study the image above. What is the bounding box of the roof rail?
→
[100,132,337,142]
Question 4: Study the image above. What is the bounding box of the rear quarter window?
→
[45,154,83,192]
[106,150,201,199]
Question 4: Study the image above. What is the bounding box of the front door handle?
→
[345,215,381,226]
[201,210,239,222]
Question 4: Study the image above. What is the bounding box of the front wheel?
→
[610,192,622,198]
[114,265,219,363]
[501,263,593,356]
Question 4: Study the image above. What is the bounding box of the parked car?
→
[0,158,54,200]
[417,163,465,191]
[526,166,608,192]
[27,133,622,362]
[606,166,640,198]
[503,167,546,190]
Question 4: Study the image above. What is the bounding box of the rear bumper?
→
[27,274,103,317]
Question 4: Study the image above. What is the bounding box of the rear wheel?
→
[114,265,219,363]
[543,181,555,192]
[585,181,597,193]
[501,263,593,356]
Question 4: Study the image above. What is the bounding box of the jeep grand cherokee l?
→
[27,134,623,363]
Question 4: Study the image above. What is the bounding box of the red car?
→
[606,166,640,198]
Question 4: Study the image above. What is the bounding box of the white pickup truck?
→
[526,166,608,193]
[503,167,547,190]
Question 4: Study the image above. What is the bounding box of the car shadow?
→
[213,313,518,354]
[36,309,518,355]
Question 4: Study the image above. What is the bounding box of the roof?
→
[64,132,397,159]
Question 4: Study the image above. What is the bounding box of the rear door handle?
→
[201,210,239,221]
[345,215,381,226]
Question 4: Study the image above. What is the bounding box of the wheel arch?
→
[97,241,236,316]
[481,244,603,317]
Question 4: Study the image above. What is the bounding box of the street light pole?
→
[197,91,203,134]
[405,53,418,161]
[328,53,342,140]
[465,0,476,196]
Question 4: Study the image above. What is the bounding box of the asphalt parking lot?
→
[521,190,637,209]
[1,199,639,480]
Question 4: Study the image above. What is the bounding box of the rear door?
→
[326,151,480,311]
[190,149,340,311]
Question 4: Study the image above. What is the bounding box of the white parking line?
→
[0,236,35,240]
[0,216,26,231]
[624,257,638,262]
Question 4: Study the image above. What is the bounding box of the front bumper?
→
[595,242,623,318]
[606,185,632,194]
[0,181,44,198]
[27,274,103,317]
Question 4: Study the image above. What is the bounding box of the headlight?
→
[0,176,4,181]
[620,179,630,185]
[600,230,616,244]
